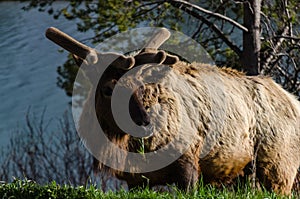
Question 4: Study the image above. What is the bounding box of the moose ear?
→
[134,51,166,66]
[163,54,179,65]
[73,51,135,69]
[134,50,179,66]
[108,53,135,70]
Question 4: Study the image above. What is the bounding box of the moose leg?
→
[256,149,299,195]
[127,182,140,190]
[172,158,200,191]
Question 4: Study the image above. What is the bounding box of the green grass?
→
[0,179,295,199]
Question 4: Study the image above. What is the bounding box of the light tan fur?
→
[80,61,300,195]
[45,27,300,195]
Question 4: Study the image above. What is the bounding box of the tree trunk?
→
[241,0,262,75]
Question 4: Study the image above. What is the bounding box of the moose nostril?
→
[143,120,150,126]
[135,120,143,126]
[143,115,150,126]
[135,117,150,126]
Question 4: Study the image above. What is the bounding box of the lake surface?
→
[0,2,91,147]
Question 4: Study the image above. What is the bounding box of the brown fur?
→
[45,27,299,195]
[79,59,300,195]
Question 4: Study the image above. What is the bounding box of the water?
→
[0,2,91,147]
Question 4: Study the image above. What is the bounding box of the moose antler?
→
[46,27,98,64]
[134,28,179,66]
[45,27,135,68]
[45,27,178,70]
[141,28,171,53]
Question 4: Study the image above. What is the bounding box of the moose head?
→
[45,27,178,137]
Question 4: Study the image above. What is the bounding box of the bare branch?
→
[166,0,248,32]
[283,0,293,37]
[168,0,242,57]
[275,64,296,85]
[274,35,300,41]
[261,26,290,74]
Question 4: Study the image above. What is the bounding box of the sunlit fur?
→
[79,60,300,195]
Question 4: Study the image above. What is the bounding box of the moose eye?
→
[102,86,113,97]
[102,79,117,97]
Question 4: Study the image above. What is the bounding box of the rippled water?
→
[0,2,91,147]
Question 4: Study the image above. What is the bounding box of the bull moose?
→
[46,27,300,195]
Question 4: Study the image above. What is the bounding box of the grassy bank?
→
[0,179,295,199]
